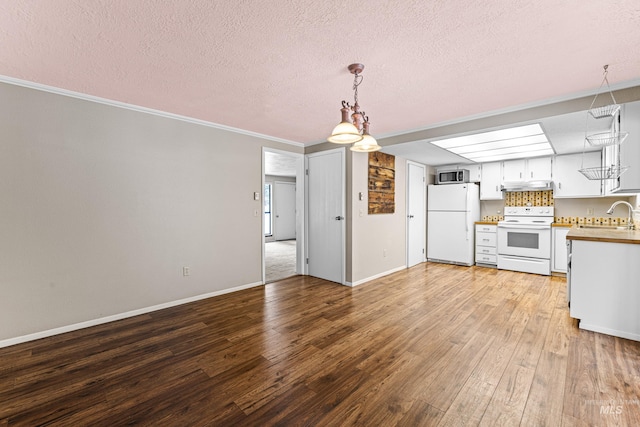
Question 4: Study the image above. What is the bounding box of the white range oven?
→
[497,206,554,275]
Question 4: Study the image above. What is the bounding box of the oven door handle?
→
[498,224,550,230]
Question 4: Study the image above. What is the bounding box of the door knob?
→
[408,215,414,218]
[335,216,344,220]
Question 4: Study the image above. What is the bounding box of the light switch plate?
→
[254,192,260,201]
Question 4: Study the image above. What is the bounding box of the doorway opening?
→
[263,148,304,283]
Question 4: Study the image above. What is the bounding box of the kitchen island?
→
[567,226,640,341]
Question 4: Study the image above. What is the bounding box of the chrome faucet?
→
[606,200,637,230]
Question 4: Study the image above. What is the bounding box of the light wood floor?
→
[1,262,639,426]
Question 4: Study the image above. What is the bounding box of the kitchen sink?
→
[576,224,631,230]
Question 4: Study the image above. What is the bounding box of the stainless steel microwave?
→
[436,169,470,184]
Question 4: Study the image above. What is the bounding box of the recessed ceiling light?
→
[431,123,554,162]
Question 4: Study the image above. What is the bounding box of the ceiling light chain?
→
[327,63,381,152]
[352,71,363,106]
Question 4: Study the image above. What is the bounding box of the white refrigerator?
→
[427,183,480,266]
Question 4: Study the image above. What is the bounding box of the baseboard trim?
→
[0,281,263,349]
[346,265,407,287]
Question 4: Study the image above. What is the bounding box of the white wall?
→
[0,82,301,344]
[349,152,407,285]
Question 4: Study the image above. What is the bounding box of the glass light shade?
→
[350,134,381,152]
[327,121,363,144]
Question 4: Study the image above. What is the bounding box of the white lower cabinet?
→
[569,238,640,341]
[475,224,497,266]
[551,226,570,273]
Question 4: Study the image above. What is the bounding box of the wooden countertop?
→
[552,223,573,228]
[475,221,498,225]
[566,226,640,244]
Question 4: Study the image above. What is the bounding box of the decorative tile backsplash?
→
[553,216,628,226]
[482,189,632,226]
[505,190,554,207]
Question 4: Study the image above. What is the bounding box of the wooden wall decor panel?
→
[368,151,395,214]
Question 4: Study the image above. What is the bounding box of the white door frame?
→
[406,160,427,267]
[305,147,346,284]
[262,147,305,284]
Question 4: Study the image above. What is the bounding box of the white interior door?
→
[274,182,296,241]
[306,149,345,284]
[407,162,426,268]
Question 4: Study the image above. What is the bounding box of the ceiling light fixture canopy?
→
[327,63,381,152]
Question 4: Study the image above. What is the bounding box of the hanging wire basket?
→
[586,65,620,121]
[579,165,629,180]
[588,103,621,119]
[579,66,632,182]
[585,130,628,147]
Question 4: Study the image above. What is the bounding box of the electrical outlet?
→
[182,266,190,277]
[587,207,594,216]
[383,248,387,258]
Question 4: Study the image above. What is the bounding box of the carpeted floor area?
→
[265,240,297,282]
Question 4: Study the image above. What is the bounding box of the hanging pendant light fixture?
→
[327,63,381,152]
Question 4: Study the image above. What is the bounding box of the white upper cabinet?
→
[502,159,526,182]
[616,101,640,193]
[527,157,553,181]
[503,157,552,182]
[480,162,504,200]
[553,152,602,198]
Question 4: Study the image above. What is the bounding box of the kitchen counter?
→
[566,226,640,244]
[475,221,498,225]
[552,223,573,228]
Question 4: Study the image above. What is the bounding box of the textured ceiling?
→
[1,0,639,146]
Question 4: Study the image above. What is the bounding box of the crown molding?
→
[0,75,304,148]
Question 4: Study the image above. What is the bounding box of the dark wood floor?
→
[2,262,640,426]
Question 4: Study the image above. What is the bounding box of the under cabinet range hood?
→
[501,180,554,191]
